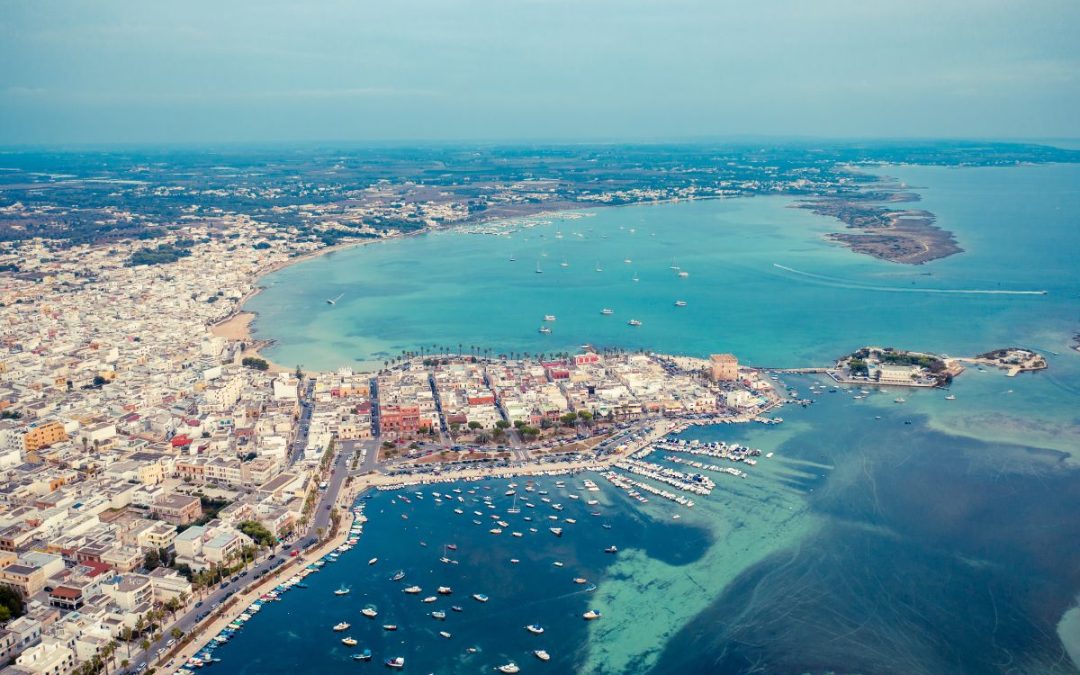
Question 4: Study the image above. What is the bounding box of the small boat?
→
[432,610,447,620]
[385,656,405,669]
[437,586,453,595]
[550,527,563,536]
[535,649,551,662]
[341,637,358,647]
[472,593,489,603]
[368,557,378,565]
[326,293,343,305]
[451,605,464,613]
[627,319,642,327]
[439,630,452,639]
[353,649,372,661]
[605,545,618,554]
[623,258,632,264]
[535,261,543,274]
[945,394,957,400]
[510,558,520,564]
[538,326,551,334]
[422,596,438,603]
[498,663,521,674]
[490,528,503,534]
[466,647,479,654]
[333,622,351,631]
[674,300,687,307]
[526,624,545,635]
[573,578,587,584]
[403,585,422,594]
[560,259,569,268]
[544,314,556,322]
[361,606,378,618]
[601,308,614,315]
[678,271,689,278]
[583,609,602,620]
[383,624,398,631]
[585,583,597,592]
[894,397,906,404]
[447,544,458,551]
[390,570,406,582]
[334,586,350,596]
[553,561,564,568]
[632,272,640,282]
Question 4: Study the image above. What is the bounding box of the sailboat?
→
[560,258,569,268]
[670,258,680,270]
[595,262,603,272]
[507,494,520,514]
[632,271,639,282]
[326,293,344,305]
[509,253,517,262]
[535,260,543,274]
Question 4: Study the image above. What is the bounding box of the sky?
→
[1,0,1079,145]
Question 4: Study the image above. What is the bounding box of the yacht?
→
[623,258,632,264]
[403,585,422,594]
[451,605,464,612]
[534,650,551,662]
[383,624,398,631]
[437,586,453,595]
[368,557,378,565]
[601,308,614,315]
[390,570,406,582]
[674,300,687,307]
[507,495,520,514]
[333,622,350,631]
[678,271,689,278]
[341,637,358,647]
[544,314,556,322]
[422,596,438,603]
[361,606,378,618]
[439,630,452,639]
[550,527,563,536]
[583,609,602,620]
[605,545,618,554]
[498,663,521,674]
[354,649,372,661]
[334,586,350,596]
[432,610,447,620]
[560,259,569,268]
[385,657,405,669]
[538,326,551,334]
[472,593,489,603]
[595,262,604,272]
[573,577,587,584]
[670,258,680,270]
[627,319,642,327]
[526,624,545,635]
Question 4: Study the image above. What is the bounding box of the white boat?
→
[535,649,551,662]
[538,326,551,334]
[674,300,687,307]
[333,622,350,631]
[535,261,543,274]
[361,605,378,618]
[334,586,350,596]
[385,657,405,669]
[678,271,689,278]
[526,624,545,635]
[437,586,453,595]
[403,585,422,594]
[550,527,563,536]
[560,259,569,268]
[432,610,447,619]
[439,630,452,639]
[498,663,521,674]
[341,637,357,646]
[422,596,438,603]
[368,557,378,565]
[605,545,618,554]
[632,272,640,282]
[326,293,343,305]
[472,593,489,602]
[583,609,602,620]
[595,263,604,272]
[627,319,642,327]
[601,308,614,315]
[573,577,587,584]
[945,394,957,400]
[543,315,556,322]
[623,258,632,264]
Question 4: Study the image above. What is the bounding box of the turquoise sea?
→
[234,164,1080,673]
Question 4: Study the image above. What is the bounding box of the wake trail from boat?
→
[772,264,1048,296]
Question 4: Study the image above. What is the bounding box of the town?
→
[0,207,784,674]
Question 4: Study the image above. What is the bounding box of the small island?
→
[963,348,1048,377]
[830,346,958,388]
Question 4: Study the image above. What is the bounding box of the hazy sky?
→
[2,0,1079,145]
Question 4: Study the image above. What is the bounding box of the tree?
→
[242,357,269,371]
[0,585,23,622]
[143,548,161,571]
[467,421,482,430]
[237,521,275,547]
[494,420,510,430]
[171,627,184,640]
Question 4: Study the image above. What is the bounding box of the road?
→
[288,379,315,465]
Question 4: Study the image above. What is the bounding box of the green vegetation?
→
[237,520,276,547]
[0,586,24,622]
[242,356,269,371]
[127,241,194,266]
